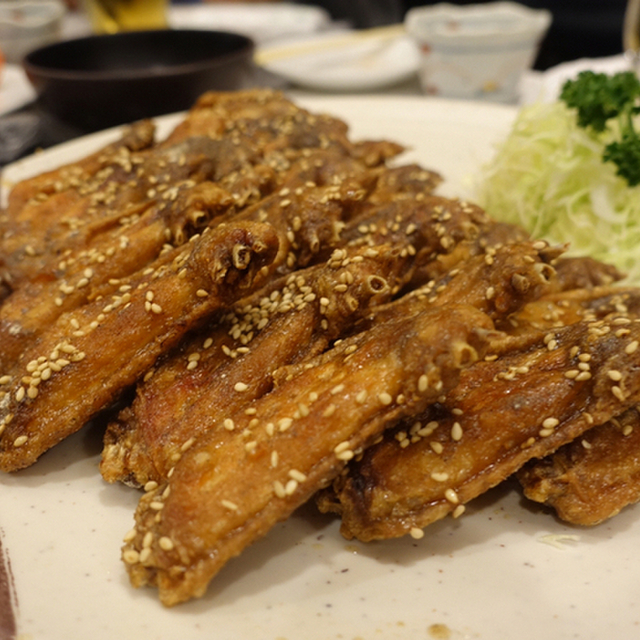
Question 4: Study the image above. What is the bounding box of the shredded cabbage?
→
[476,101,640,284]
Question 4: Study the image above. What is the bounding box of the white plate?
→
[0,64,36,116]
[2,96,638,640]
[256,29,420,92]
[169,2,331,45]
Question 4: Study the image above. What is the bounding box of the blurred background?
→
[293,0,629,69]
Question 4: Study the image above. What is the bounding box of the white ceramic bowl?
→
[0,0,65,64]
[405,1,551,102]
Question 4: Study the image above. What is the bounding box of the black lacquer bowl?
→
[23,29,255,131]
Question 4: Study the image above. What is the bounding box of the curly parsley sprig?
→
[560,70,640,186]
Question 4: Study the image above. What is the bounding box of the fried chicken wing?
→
[518,406,640,525]
[101,240,427,486]
[0,222,279,471]
[319,314,640,541]
[121,302,493,605]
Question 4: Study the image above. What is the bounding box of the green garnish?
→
[560,70,640,186]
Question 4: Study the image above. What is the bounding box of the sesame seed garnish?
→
[626,340,639,355]
[13,435,28,447]
[444,488,459,504]
[452,505,466,518]
[378,392,393,405]
[234,382,249,392]
[288,469,307,482]
[608,370,623,381]
[149,501,164,511]
[430,441,444,454]
[123,549,140,564]
[410,527,424,540]
[180,437,195,453]
[450,422,463,441]
[221,499,239,511]
[431,471,449,482]
[542,417,559,429]
[273,480,286,498]
[223,418,235,431]
[158,536,174,551]
[611,385,626,401]
[322,404,336,417]
[122,529,136,543]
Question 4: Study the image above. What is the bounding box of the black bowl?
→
[23,29,255,131]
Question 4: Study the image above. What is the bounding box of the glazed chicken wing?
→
[518,406,640,525]
[121,301,493,605]
[0,222,279,471]
[319,314,640,541]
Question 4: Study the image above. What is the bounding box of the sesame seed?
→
[223,418,235,431]
[444,488,459,504]
[123,549,140,564]
[608,370,623,381]
[542,417,559,429]
[234,382,249,392]
[626,340,639,355]
[450,422,463,441]
[122,529,137,543]
[180,437,195,452]
[322,404,336,417]
[13,435,28,447]
[273,480,286,498]
[378,392,393,405]
[221,499,239,511]
[410,527,424,540]
[452,505,466,518]
[149,501,164,511]
[158,536,174,551]
[288,469,307,482]
[285,479,298,495]
[430,441,444,454]
[431,471,449,482]
[612,385,626,401]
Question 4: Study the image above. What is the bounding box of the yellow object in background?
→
[83,0,168,34]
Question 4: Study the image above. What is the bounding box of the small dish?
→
[255,26,420,92]
[0,0,65,64]
[169,2,331,44]
[22,29,255,131]
[405,1,551,102]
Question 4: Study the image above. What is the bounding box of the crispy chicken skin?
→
[122,302,493,606]
[0,222,279,471]
[319,315,640,540]
[518,407,640,525]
